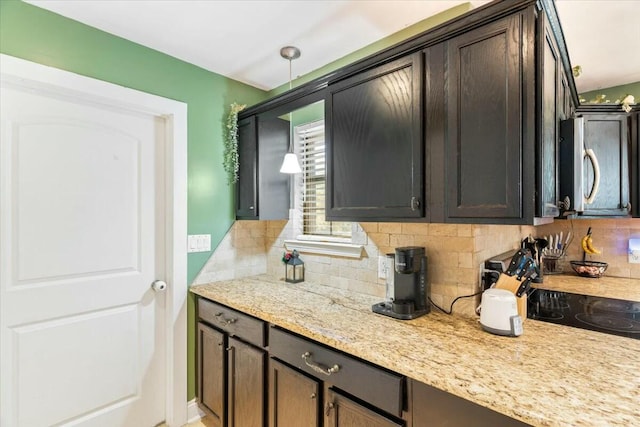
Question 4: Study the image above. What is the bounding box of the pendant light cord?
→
[288,58,293,152]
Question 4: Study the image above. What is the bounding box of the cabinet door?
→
[324,388,403,427]
[256,117,290,220]
[227,337,265,427]
[325,53,423,220]
[445,13,529,221]
[197,323,226,427]
[582,113,630,215]
[236,116,258,218]
[537,14,562,217]
[630,112,640,218]
[269,359,320,427]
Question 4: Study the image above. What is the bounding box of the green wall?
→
[0,0,266,401]
[580,81,640,104]
[0,0,477,404]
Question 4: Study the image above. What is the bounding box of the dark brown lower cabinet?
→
[268,326,406,427]
[197,298,267,427]
[197,323,226,427]
[197,297,531,427]
[324,388,403,427]
[228,337,265,427]
[410,380,530,427]
[269,358,320,427]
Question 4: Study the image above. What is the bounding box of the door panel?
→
[269,358,320,427]
[14,306,138,427]
[1,79,165,426]
[236,116,258,218]
[326,53,423,220]
[198,323,226,426]
[325,388,402,427]
[14,121,139,282]
[446,14,523,220]
[228,337,265,427]
[582,114,629,214]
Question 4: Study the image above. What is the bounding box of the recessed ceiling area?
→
[26,0,640,93]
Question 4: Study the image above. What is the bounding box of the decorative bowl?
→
[569,261,608,278]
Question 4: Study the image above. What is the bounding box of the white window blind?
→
[298,122,351,238]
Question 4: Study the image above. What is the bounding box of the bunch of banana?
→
[581,227,601,255]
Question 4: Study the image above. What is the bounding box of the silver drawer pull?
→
[215,312,237,325]
[301,351,340,376]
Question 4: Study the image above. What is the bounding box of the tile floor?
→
[159,416,214,427]
[183,417,214,427]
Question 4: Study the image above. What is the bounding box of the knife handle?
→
[506,250,528,276]
[515,279,532,297]
[517,258,534,280]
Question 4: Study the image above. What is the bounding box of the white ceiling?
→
[27,0,640,94]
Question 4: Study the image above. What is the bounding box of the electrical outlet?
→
[378,256,387,279]
[629,239,640,264]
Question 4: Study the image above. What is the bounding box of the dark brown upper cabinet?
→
[428,2,575,224]
[426,8,542,224]
[443,12,530,222]
[537,12,564,218]
[324,53,423,221]
[236,116,290,220]
[630,111,640,218]
[577,109,630,216]
[237,0,578,225]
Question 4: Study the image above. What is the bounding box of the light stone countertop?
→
[190,275,640,427]
[536,274,640,301]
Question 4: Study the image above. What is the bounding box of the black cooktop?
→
[526,288,640,340]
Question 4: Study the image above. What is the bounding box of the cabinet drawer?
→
[198,298,266,347]
[269,327,404,417]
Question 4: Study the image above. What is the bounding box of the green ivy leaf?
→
[223,102,246,185]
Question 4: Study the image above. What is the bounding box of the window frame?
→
[294,120,351,242]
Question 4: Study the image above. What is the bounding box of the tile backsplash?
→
[536,218,640,278]
[193,217,639,317]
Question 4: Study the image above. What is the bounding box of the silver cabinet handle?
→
[301,351,340,376]
[215,312,237,325]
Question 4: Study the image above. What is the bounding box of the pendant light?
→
[279,46,302,174]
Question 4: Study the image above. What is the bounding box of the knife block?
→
[494,273,527,319]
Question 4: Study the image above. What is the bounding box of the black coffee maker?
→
[372,246,429,320]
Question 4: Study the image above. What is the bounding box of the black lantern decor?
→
[283,250,304,283]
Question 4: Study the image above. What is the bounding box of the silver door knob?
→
[151,280,167,292]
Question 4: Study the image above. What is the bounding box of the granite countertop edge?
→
[190,275,640,427]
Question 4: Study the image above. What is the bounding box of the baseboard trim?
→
[187,399,206,423]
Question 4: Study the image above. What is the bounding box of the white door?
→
[1,71,167,426]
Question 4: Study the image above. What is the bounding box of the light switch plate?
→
[188,234,211,253]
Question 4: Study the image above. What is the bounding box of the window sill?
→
[284,239,364,258]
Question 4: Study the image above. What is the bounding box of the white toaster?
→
[480,288,523,337]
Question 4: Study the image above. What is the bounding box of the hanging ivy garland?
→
[223,102,246,185]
